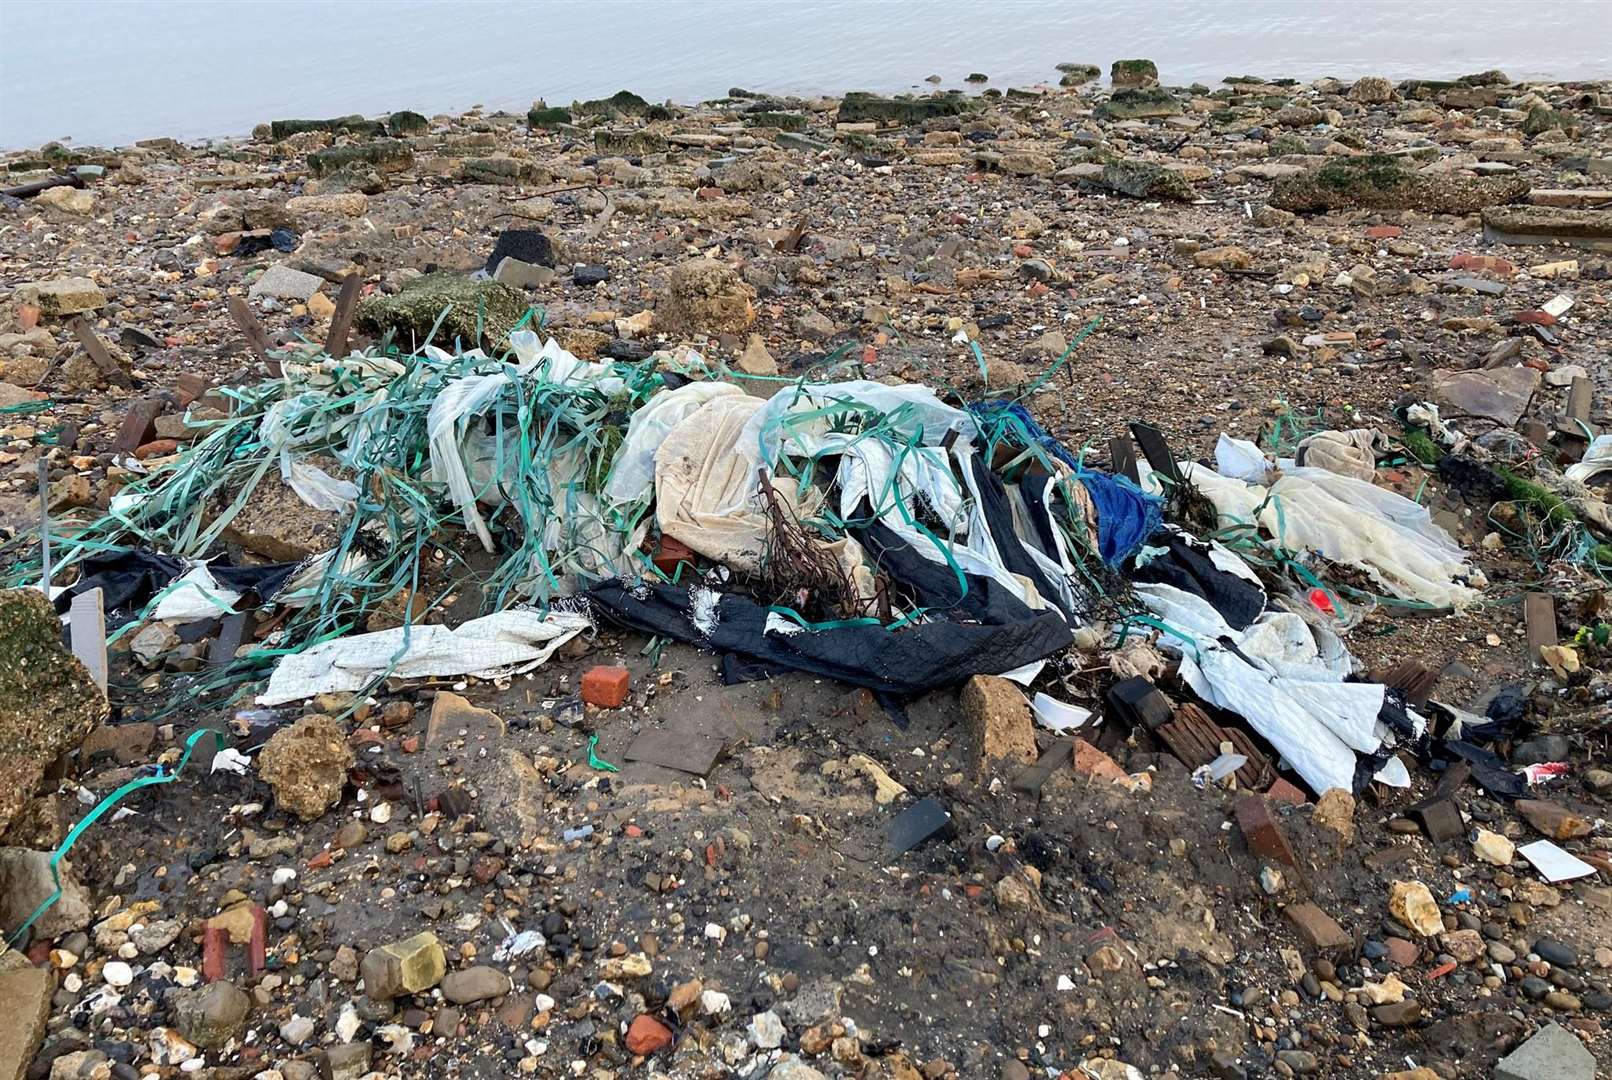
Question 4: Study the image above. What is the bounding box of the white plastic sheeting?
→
[604,381,744,507]
[151,564,241,622]
[1138,580,1421,794]
[1184,461,1480,610]
[259,609,589,705]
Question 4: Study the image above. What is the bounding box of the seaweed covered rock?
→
[660,258,756,336]
[1269,154,1529,213]
[0,589,108,840]
[527,105,571,128]
[306,138,414,178]
[594,129,669,156]
[1522,105,1580,137]
[269,115,385,141]
[1101,160,1194,201]
[572,90,670,119]
[1110,59,1159,88]
[355,271,529,348]
[836,91,980,126]
[744,111,808,132]
[385,110,429,136]
[1095,87,1181,121]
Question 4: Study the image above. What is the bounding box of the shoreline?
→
[2,60,1612,1080]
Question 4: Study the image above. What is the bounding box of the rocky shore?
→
[2,61,1611,1080]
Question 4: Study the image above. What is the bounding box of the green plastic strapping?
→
[586,733,619,772]
[6,728,225,949]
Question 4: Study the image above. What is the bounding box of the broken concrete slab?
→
[1270,154,1529,213]
[0,964,53,1080]
[1431,365,1541,426]
[1494,1022,1596,1080]
[1482,205,1612,251]
[248,264,326,303]
[959,674,1037,774]
[13,276,106,318]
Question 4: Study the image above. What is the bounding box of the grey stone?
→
[0,848,93,939]
[748,1009,785,1049]
[321,1041,373,1080]
[440,965,511,1004]
[1494,1022,1595,1080]
[248,264,325,303]
[171,981,251,1048]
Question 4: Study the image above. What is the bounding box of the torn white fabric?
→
[604,380,745,506]
[1185,461,1479,609]
[1138,581,1395,795]
[152,565,241,622]
[654,394,773,570]
[259,610,589,705]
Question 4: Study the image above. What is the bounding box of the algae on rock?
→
[355,272,530,349]
[1269,154,1529,213]
[0,590,108,840]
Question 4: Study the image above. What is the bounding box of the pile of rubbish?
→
[8,317,1552,811]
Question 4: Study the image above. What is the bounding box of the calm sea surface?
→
[2,0,1611,150]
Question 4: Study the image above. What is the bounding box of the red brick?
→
[1513,309,1557,326]
[1365,225,1403,239]
[581,665,630,708]
[201,926,228,982]
[1284,901,1351,951]
[651,536,696,577]
[1071,738,1128,784]
[625,1014,674,1055]
[1384,936,1421,967]
[1266,777,1309,806]
[1449,252,1515,277]
[1236,795,1298,866]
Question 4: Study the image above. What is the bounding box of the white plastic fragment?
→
[1031,692,1093,733]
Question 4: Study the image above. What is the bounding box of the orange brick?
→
[581,665,630,708]
[1071,738,1128,784]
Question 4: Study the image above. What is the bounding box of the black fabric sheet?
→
[1129,533,1265,630]
[590,521,1072,697]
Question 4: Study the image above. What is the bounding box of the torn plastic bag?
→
[589,520,1073,696]
[1138,581,1414,794]
[510,330,630,397]
[1294,429,1391,482]
[151,565,242,622]
[259,609,590,705]
[1185,461,1479,609]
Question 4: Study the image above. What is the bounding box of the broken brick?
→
[581,665,630,708]
[1448,252,1515,277]
[1266,777,1309,806]
[651,536,696,577]
[1285,901,1352,952]
[625,1014,674,1055]
[1071,738,1129,785]
[1409,798,1463,844]
[1516,798,1591,841]
[1235,795,1298,866]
